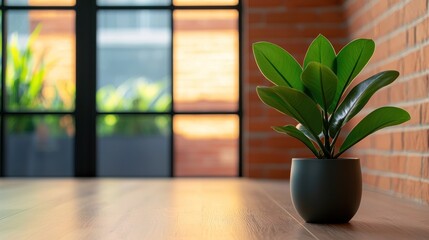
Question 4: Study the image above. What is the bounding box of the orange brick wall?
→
[243,0,347,178]
[244,0,429,205]
[344,0,429,204]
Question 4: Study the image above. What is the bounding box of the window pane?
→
[97,11,171,112]
[98,0,170,6]
[174,0,238,5]
[174,115,238,176]
[6,0,75,6]
[97,115,171,176]
[173,10,238,111]
[5,115,74,176]
[6,11,75,111]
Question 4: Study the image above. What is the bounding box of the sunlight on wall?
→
[174,0,238,5]
[174,115,239,176]
[173,10,239,111]
[28,0,75,5]
[174,115,238,140]
[29,10,75,110]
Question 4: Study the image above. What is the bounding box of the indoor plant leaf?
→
[256,86,292,116]
[257,86,324,152]
[273,125,321,158]
[330,39,375,112]
[337,106,410,157]
[258,86,323,138]
[253,42,304,90]
[329,70,399,137]
[303,34,336,71]
[296,123,320,143]
[301,62,338,112]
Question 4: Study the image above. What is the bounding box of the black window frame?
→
[0,0,242,177]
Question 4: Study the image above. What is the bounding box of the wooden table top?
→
[0,179,428,240]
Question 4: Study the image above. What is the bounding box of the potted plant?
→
[253,35,410,223]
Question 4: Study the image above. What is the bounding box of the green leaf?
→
[330,39,375,112]
[273,125,320,158]
[338,107,410,156]
[303,34,336,71]
[329,70,399,137]
[297,123,321,143]
[258,86,322,138]
[256,86,292,116]
[253,42,303,90]
[301,62,338,112]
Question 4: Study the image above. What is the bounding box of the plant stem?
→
[315,136,331,158]
[322,111,332,158]
[330,129,341,156]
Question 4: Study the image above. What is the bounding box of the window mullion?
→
[75,0,97,177]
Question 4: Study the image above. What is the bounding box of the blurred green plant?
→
[3,25,73,134]
[97,78,171,136]
[6,25,47,110]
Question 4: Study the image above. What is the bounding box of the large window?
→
[0,0,241,177]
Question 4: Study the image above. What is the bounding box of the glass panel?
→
[97,115,171,176]
[97,10,171,112]
[98,0,170,6]
[174,115,238,176]
[174,0,238,5]
[173,10,239,111]
[6,0,75,6]
[6,11,75,111]
[5,115,74,176]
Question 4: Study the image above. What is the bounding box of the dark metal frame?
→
[0,0,242,177]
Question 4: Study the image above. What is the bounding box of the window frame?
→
[0,0,242,177]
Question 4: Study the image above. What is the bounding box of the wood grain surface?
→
[0,179,427,240]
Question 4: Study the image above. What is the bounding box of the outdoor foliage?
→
[253,34,410,159]
[97,78,171,136]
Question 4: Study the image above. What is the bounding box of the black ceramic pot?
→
[290,158,362,223]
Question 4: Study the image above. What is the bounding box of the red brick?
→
[404,130,429,152]
[422,157,429,179]
[407,76,428,101]
[406,156,423,177]
[422,182,429,203]
[416,18,429,43]
[390,156,407,174]
[248,151,291,164]
[391,132,404,151]
[403,0,427,24]
[247,0,282,7]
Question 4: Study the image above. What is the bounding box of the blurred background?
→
[1,0,239,177]
[1,0,429,205]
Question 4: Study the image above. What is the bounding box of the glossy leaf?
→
[301,62,338,112]
[256,87,292,116]
[253,42,303,90]
[338,107,410,156]
[329,70,399,137]
[271,86,322,137]
[273,125,320,158]
[257,86,323,138]
[303,34,336,71]
[297,123,321,143]
[330,39,375,112]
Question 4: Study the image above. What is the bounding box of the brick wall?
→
[243,0,429,204]
[344,0,429,204]
[243,0,347,178]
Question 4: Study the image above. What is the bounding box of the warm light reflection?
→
[29,11,75,110]
[7,10,75,110]
[169,180,250,239]
[25,0,75,5]
[174,115,238,176]
[174,0,238,5]
[174,115,238,139]
[173,10,239,111]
